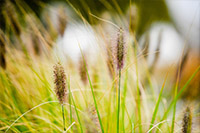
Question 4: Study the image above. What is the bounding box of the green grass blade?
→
[122,70,128,132]
[156,65,200,132]
[149,71,169,132]
[79,45,104,133]
[134,45,142,133]
[69,80,83,133]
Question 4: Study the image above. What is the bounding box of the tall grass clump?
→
[1,1,200,132]
[115,27,125,133]
[53,62,67,131]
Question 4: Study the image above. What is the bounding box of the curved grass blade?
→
[79,44,104,133]
[156,65,200,132]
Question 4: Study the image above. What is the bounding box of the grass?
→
[79,44,104,133]
[0,44,200,133]
[0,0,200,133]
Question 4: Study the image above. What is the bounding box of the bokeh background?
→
[0,0,200,132]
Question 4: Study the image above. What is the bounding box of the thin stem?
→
[106,83,115,132]
[122,70,128,132]
[79,44,104,133]
[62,104,66,131]
[117,69,121,133]
[135,43,142,133]
[71,93,83,133]
[69,78,83,133]
[68,77,73,125]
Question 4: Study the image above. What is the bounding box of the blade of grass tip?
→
[147,120,169,133]
[78,43,104,133]
[149,69,170,133]
[122,70,128,132]
[156,65,200,132]
[68,79,83,133]
[66,122,76,132]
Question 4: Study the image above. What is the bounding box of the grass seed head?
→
[116,27,125,70]
[79,57,87,85]
[53,62,67,104]
[182,107,192,133]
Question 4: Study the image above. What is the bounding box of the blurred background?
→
[0,0,199,98]
[0,0,200,132]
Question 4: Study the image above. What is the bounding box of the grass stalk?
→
[106,83,115,132]
[117,69,121,133]
[69,80,83,133]
[149,71,169,132]
[134,44,142,133]
[122,70,128,132]
[68,77,73,126]
[79,45,104,133]
[61,104,66,131]
[171,48,184,133]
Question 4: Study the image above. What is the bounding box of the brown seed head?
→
[182,107,192,133]
[116,27,125,70]
[53,62,67,104]
[79,57,87,85]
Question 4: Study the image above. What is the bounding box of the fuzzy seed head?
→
[182,107,192,133]
[79,57,87,85]
[53,62,67,104]
[116,27,125,70]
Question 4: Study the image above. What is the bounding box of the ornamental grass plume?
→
[116,27,125,70]
[79,56,87,85]
[115,27,125,133]
[53,62,67,131]
[182,107,192,133]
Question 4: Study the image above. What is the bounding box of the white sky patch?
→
[166,0,200,53]
[140,23,184,67]
[55,23,99,63]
